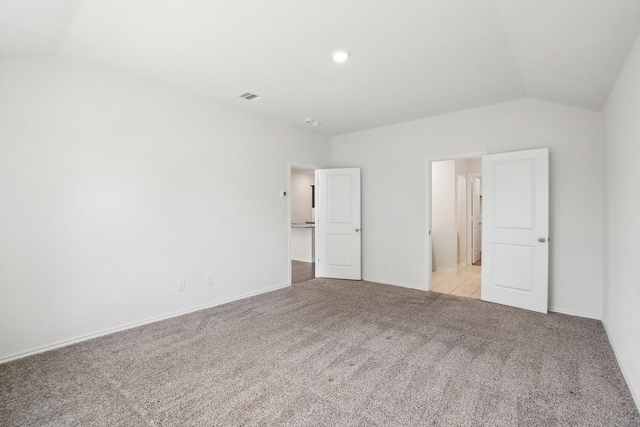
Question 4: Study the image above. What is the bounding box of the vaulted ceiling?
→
[2,0,640,135]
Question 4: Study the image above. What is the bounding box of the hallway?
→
[431,265,481,299]
[292,261,315,284]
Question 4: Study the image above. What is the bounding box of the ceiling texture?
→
[2,0,640,135]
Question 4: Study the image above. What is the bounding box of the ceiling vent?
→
[238,92,262,101]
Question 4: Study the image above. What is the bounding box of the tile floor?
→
[431,265,481,299]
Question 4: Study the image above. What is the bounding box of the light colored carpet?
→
[1,278,639,426]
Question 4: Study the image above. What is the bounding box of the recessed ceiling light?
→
[332,50,350,63]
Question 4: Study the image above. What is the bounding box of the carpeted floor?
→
[1,279,639,426]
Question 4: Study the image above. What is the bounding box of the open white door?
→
[316,168,361,280]
[481,148,549,313]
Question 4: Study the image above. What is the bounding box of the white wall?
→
[332,99,604,317]
[602,32,640,408]
[291,172,314,224]
[466,158,482,174]
[0,56,330,361]
[431,160,456,271]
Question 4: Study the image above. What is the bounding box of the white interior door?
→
[471,177,482,264]
[481,148,549,313]
[316,168,361,280]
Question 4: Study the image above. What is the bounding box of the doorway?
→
[427,154,484,298]
[289,164,362,285]
[289,164,317,284]
[427,148,550,312]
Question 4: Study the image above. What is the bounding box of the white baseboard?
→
[361,282,602,320]
[0,282,291,365]
[548,306,601,320]
[362,276,428,292]
[435,267,457,273]
[601,320,640,411]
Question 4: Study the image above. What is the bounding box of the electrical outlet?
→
[207,275,214,287]
[178,280,186,292]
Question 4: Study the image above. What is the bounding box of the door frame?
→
[287,162,321,286]
[425,151,487,291]
[467,172,482,267]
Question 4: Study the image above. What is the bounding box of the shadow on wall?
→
[432,241,436,272]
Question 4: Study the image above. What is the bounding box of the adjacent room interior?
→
[290,166,316,284]
[430,157,482,299]
[2,1,640,425]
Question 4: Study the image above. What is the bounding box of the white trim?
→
[363,276,428,292]
[435,267,457,274]
[548,306,602,320]
[426,151,488,162]
[0,282,290,365]
[365,279,603,320]
[425,151,488,291]
[288,162,321,286]
[601,320,640,411]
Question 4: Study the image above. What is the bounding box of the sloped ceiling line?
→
[2,0,640,135]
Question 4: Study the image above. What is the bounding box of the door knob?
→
[538,237,547,242]
[355,228,360,232]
